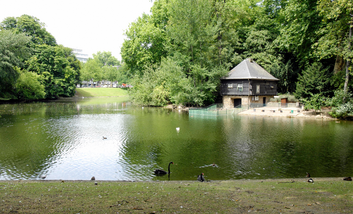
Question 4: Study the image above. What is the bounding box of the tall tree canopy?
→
[81,51,124,83]
[0,15,80,100]
[121,0,352,108]
[0,30,32,97]
[1,14,56,46]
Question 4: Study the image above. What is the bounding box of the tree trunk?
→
[344,15,352,94]
[333,55,345,74]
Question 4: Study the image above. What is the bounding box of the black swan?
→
[154,162,174,176]
[197,173,205,182]
[343,177,352,181]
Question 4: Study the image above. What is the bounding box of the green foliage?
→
[295,62,331,99]
[329,102,353,118]
[26,45,80,98]
[121,13,167,76]
[0,14,56,46]
[0,30,32,98]
[15,67,45,100]
[118,0,353,108]
[81,58,102,81]
[326,89,353,107]
[93,51,120,66]
[81,51,122,83]
[1,15,81,100]
[327,90,353,118]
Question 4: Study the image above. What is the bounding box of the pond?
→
[0,97,353,181]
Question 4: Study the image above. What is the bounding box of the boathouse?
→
[220,58,279,108]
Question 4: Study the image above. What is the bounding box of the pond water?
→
[0,97,353,181]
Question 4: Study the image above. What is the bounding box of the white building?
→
[72,48,89,63]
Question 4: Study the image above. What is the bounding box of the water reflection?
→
[0,98,353,180]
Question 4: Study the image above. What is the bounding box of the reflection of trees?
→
[120,108,230,181]
[0,113,55,179]
[0,98,131,180]
[221,116,353,179]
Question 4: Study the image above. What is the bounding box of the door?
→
[263,97,266,106]
[234,99,242,108]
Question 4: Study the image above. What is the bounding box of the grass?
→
[1,178,352,213]
[76,88,128,97]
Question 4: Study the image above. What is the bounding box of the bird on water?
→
[197,173,205,182]
[154,162,174,176]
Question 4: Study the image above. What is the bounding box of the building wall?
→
[220,79,277,96]
[222,95,275,109]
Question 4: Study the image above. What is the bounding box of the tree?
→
[0,30,32,98]
[93,51,120,66]
[295,62,331,100]
[316,0,353,94]
[80,58,102,82]
[15,67,45,100]
[1,15,56,46]
[121,12,167,76]
[26,45,81,98]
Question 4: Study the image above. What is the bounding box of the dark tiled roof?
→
[221,58,279,81]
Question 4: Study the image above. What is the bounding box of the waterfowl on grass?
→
[197,173,205,182]
[343,177,352,181]
[308,178,314,183]
[306,172,310,178]
[91,176,95,180]
[154,162,174,176]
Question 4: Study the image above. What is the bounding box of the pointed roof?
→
[221,58,279,81]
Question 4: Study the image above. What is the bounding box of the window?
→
[237,84,243,92]
[228,84,233,89]
[256,85,260,94]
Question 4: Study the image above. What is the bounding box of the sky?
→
[0,0,154,61]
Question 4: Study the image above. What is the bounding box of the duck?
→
[103,136,107,140]
[306,172,310,178]
[154,162,174,176]
[197,173,205,182]
[91,176,95,180]
[308,178,314,183]
[343,177,352,181]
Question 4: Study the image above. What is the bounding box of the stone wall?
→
[222,95,275,109]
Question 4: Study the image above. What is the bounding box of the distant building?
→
[72,48,89,63]
[220,58,279,108]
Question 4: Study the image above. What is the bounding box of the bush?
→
[15,68,46,100]
[329,102,353,118]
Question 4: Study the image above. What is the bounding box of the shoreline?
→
[1,177,352,213]
[238,106,337,120]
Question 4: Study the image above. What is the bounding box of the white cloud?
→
[0,0,153,60]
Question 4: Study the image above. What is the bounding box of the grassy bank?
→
[1,178,352,213]
[76,88,128,97]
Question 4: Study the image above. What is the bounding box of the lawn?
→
[76,88,128,97]
[1,178,352,213]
